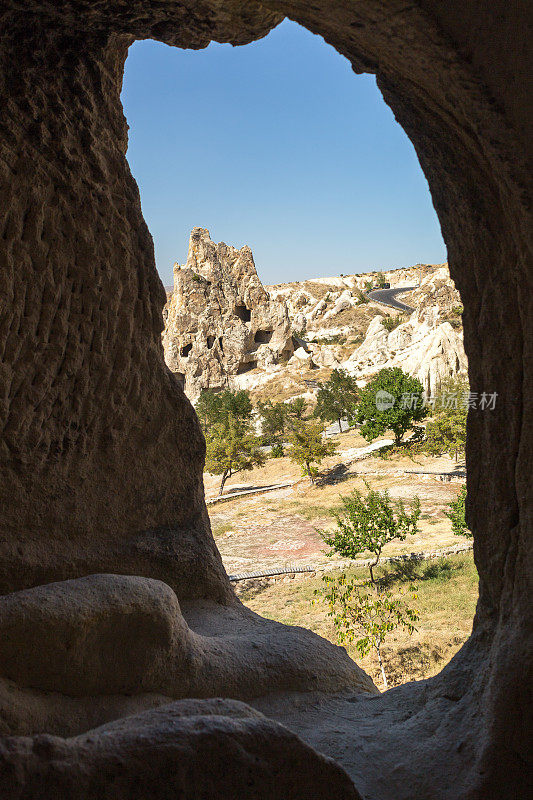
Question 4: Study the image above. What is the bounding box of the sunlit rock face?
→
[344,310,468,395]
[162,228,294,399]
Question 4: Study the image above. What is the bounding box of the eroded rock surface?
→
[0,1,530,798]
[0,574,376,735]
[0,699,360,800]
[163,228,295,399]
[344,309,467,395]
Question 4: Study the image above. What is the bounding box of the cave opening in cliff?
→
[234,303,251,323]
[1,0,528,795]
[116,15,474,689]
[254,329,274,344]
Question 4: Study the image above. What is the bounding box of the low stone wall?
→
[232,542,473,596]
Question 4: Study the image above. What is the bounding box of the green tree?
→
[195,389,219,432]
[355,367,428,446]
[319,486,421,584]
[205,411,265,496]
[314,369,359,432]
[257,397,309,458]
[286,397,308,421]
[424,376,468,461]
[316,485,420,686]
[196,388,252,433]
[286,419,336,483]
[320,574,418,687]
[257,400,288,446]
[446,485,470,537]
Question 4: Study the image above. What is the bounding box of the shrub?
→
[381,315,404,332]
[446,486,470,537]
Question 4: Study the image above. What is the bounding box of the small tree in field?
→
[286,396,308,421]
[424,376,468,461]
[316,485,420,687]
[356,367,428,446]
[257,399,288,446]
[314,369,359,432]
[205,412,265,495]
[320,574,418,687]
[446,485,470,537]
[320,487,421,583]
[286,419,336,483]
[196,388,252,434]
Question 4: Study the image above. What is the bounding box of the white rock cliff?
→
[163,228,295,399]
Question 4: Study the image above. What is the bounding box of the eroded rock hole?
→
[180,343,192,358]
[235,303,251,323]
[254,329,273,344]
[236,360,257,374]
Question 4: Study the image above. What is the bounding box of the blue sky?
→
[121,20,446,287]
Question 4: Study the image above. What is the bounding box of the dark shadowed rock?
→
[0,1,530,798]
[0,699,361,800]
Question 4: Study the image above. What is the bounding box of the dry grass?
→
[242,551,478,690]
[207,428,469,574]
[249,365,332,404]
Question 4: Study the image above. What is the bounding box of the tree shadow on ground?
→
[315,463,356,487]
[377,556,455,589]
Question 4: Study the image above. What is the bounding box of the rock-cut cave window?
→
[207,335,215,349]
[236,360,257,374]
[235,304,251,323]
[254,329,273,344]
[180,343,193,358]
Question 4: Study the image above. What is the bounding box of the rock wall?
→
[0,19,232,604]
[344,309,468,395]
[266,263,467,397]
[0,1,531,798]
[163,228,294,399]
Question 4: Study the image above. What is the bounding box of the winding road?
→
[367,285,417,313]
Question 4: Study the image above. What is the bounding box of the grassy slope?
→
[241,551,478,690]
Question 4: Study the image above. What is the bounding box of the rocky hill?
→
[163,231,467,402]
[162,228,295,399]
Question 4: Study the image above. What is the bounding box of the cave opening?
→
[254,329,273,344]
[234,303,251,323]
[236,360,257,375]
[122,23,475,703]
[118,12,478,702]
[0,4,522,796]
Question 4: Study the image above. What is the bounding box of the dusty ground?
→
[205,427,474,688]
[205,428,469,575]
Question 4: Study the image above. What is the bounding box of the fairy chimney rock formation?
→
[163,228,294,398]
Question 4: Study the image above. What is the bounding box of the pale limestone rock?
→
[292,346,313,362]
[322,289,356,320]
[162,228,294,399]
[344,308,467,395]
